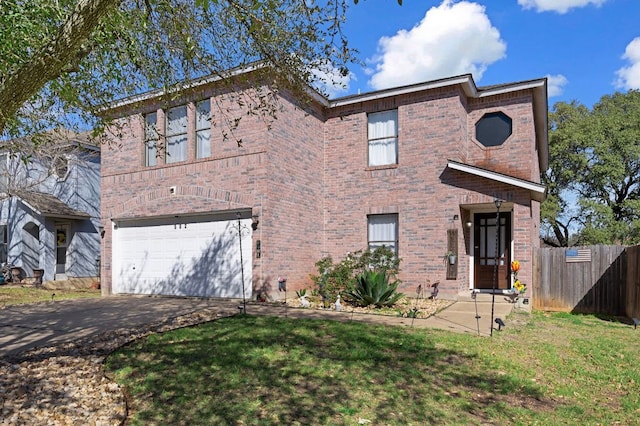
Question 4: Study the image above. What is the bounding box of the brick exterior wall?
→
[101,75,545,301]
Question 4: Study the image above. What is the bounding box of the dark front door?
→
[474,212,511,290]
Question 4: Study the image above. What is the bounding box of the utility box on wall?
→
[446,229,458,280]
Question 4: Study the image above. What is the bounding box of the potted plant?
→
[445,251,457,265]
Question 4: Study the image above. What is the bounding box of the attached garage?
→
[112,213,252,298]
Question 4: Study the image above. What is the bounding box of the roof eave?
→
[447,160,547,203]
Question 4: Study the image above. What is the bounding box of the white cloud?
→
[615,37,640,90]
[367,0,506,91]
[546,74,568,97]
[312,61,354,98]
[518,0,607,14]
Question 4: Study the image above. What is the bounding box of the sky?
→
[323,0,640,109]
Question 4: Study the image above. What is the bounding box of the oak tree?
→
[542,91,640,246]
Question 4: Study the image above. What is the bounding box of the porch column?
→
[40,220,56,282]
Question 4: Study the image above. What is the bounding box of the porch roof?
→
[12,191,91,220]
[446,160,546,202]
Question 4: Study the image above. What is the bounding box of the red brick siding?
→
[101,79,543,300]
[101,84,325,297]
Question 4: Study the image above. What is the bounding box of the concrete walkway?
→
[247,293,517,337]
[0,294,517,357]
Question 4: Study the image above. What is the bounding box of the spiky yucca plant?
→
[345,270,404,308]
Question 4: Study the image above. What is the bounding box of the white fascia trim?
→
[102,62,331,112]
[15,198,42,216]
[330,75,474,108]
[447,160,546,200]
[103,63,268,111]
[475,80,546,98]
[329,76,547,108]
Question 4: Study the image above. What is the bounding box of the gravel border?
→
[0,307,237,425]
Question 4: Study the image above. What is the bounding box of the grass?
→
[105,311,640,425]
[0,286,101,306]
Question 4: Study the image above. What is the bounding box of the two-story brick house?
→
[100,70,547,301]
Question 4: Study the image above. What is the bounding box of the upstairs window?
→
[196,100,211,159]
[368,214,398,255]
[166,105,188,163]
[475,111,512,147]
[368,110,398,166]
[144,112,158,167]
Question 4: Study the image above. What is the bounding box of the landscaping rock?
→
[0,307,233,425]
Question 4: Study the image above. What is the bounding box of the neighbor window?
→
[52,156,68,178]
[144,112,158,167]
[368,110,398,166]
[196,100,211,159]
[166,105,188,163]
[368,214,398,255]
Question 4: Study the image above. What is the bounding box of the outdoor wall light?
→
[251,214,260,230]
[494,198,503,209]
[453,214,459,221]
[465,221,473,228]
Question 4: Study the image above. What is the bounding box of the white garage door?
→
[112,215,252,298]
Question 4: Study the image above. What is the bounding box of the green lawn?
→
[0,286,101,306]
[105,311,640,425]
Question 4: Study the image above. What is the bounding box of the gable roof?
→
[331,74,548,172]
[446,160,546,202]
[102,66,548,175]
[1,128,100,155]
[12,191,91,220]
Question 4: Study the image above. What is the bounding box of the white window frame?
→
[368,110,398,167]
[166,105,188,164]
[368,214,398,255]
[144,112,158,167]
[196,100,211,159]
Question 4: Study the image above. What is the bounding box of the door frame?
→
[469,210,512,292]
[55,224,70,276]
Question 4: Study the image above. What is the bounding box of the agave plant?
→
[344,270,404,308]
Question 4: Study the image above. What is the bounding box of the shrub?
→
[309,247,401,302]
[343,269,404,308]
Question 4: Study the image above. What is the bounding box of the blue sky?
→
[324,0,640,108]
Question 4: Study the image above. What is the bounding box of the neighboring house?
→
[100,70,547,301]
[0,131,101,282]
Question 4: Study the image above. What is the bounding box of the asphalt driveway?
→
[1,293,516,358]
[0,296,240,357]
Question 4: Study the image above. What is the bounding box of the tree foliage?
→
[0,0,359,144]
[542,91,640,246]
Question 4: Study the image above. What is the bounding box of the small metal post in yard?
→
[411,283,423,328]
[236,213,248,314]
[490,198,502,337]
[472,290,481,336]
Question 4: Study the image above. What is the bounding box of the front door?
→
[474,212,511,290]
[56,226,68,275]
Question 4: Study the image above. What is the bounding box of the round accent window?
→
[475,111,512,147]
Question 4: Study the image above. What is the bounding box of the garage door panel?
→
[113,217,252,298]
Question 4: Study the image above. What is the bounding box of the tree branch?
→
[0,0,121,133]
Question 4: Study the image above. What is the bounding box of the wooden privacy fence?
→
[624,246,640,319]
[533,245,628,316]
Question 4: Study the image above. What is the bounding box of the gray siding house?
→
[0,131,101,282]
